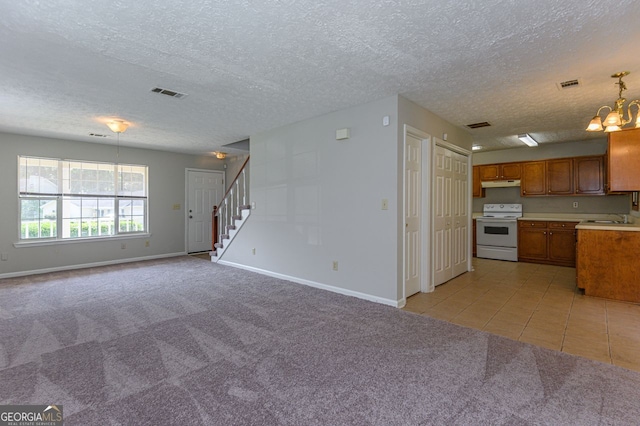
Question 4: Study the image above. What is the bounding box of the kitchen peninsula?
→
[576,221,640,303]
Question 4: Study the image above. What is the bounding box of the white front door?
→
[187,170,224,253]
[404,133,422,297]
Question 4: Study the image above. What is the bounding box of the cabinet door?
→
[609,128,640,191]
[518,228,548,260]
[472,166,484,198]
[548,222,578,266]
[479,164,500,181]
[521,161,546,196]
[546,158,573,195]
[501,163,521,180]
[574,156,605,195]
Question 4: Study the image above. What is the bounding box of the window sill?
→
[13,233,152,248]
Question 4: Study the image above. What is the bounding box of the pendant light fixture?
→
[586,72,640,133]
[106,119,130,159]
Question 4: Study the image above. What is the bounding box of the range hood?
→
[481,179,521,188]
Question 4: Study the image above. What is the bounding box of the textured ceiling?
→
[1,0,640,155]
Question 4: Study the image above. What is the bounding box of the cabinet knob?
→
[543,231,547,235]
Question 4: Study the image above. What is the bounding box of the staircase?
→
[210,156,250,262]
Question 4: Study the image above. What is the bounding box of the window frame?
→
[17,155,149,244]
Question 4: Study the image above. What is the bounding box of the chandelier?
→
[586,72,640,132]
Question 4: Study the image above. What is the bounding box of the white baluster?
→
[242,169,246,207]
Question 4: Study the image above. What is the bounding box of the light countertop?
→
[472,212,640,231]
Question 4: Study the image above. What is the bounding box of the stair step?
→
[240,204,252,210]
[227,225,237,231]
[214,242,223,249]
[220,234,229,240]
[211,250,217,257]
[232,215,243,221]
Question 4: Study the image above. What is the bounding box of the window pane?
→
[19,157,59,194]
[118,165,147,197]
[63,161,115,196]
[118,199,146,233]
[97,199,115,236]
[20,198,57,239]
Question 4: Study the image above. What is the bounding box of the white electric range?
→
[476,204,522,262]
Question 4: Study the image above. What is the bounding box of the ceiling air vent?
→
[466,122,492,129]
[150,87,188,99]
[557,79,581,90]
[89,133,109,138]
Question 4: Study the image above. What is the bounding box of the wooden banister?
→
[215,156,250,214]
[212,155,250,252]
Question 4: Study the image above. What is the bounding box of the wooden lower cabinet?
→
[577,229,640,303]
[472,219,477,257]
[518,221,578,267]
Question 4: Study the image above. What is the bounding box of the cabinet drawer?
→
[519,221,547,228]
[549,221,578,229]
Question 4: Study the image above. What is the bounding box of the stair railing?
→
[213,156,250,251]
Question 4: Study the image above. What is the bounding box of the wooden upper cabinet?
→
[472,166,484,198]
[574,156,605,195]
[500,163,521,180]
[521,161,546,196]
[608,128,640,191]
[479,163,521,181]
[546,158,573,195]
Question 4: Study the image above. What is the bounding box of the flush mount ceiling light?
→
[586,72,640,133]
[106,120,130,133]
[518,134,538,147]
[213,152,227,159]
[472,145,483,151]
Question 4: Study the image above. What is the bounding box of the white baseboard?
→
[217,260,404,308]
[0,252,186,279]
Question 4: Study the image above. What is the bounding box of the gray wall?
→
[221,95,472,305]
[0,132,223,276]
[472,138,630,214]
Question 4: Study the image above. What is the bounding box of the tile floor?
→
[403,257,640,372]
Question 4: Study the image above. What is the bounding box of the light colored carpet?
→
[1,256,639,425]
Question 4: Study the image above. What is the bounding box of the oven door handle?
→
[476,219,516,225]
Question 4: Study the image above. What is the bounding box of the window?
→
[19,156,148,241]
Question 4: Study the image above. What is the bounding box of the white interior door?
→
[404,133,422,297]
[452,152,469,277]
[187,170,224,253]
[434,144,470,286]
[434,145,453,286]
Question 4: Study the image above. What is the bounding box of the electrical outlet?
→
[573,201,579,208]
[332,261,339,271]
[172,204,181,210]
[251,201,256,209]
[121,243,126,249]
[252,248,256,255]
[145,241,150,247]
[1,253,8,261]
[381,199,388,210]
